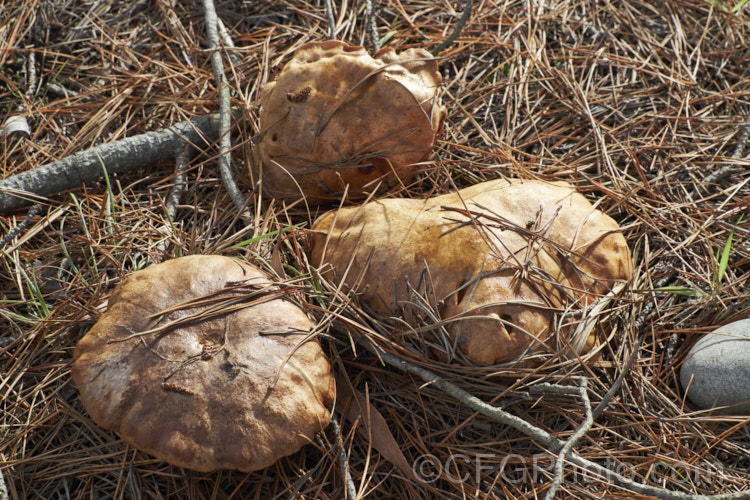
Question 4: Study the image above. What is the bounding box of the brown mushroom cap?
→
[309,179,632,364]
[254,40,444,204]
[72,255,335,472]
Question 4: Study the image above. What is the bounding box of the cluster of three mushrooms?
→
[72,41,445,472]
[73,41,632,472]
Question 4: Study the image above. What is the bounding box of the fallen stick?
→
[0,113,223,213]
[202,0,250,217]
[358,335,750,499]
[0,459,8,500]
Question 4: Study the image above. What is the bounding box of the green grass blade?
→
[717,214,742,283]
[96,152,117,232]
[657,286,708,298]
[232,223,304,248]
[703,0,729,12]
[378,30,397,48]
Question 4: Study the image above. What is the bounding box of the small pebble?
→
[680,318,750,414]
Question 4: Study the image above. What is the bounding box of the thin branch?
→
[357,337,564,448]
[545,378,593,500]
[0,456,8,500]
[431,0,473,55]
[152,146,194,263]
[324,0,336,39]
[165,146,193,222]
[0,114,224,213]
[46,82,76,99]
[330,411,357,500]
[0,203,40,247]
[704,123,750,185]
[201,0,251,219]
[592,335,643,420]
[364,0,379,52]
[690,123,750,199]
[216,18,241,65]
[357,337,750,500]
[25,51,37,99]
[728,123,750,161]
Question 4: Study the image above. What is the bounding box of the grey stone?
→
[680,318,750,414]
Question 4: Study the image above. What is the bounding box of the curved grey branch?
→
[324,0,337,39]
[365,0,380,53]
[0,459,8,500]
[0,114,222,213]
[202,0,251,218]
[431,0,474,55]
[358,336,750,500]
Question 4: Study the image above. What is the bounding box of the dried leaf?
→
[335,375,419,483]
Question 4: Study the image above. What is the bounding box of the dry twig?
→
[324,0,337,39]
[364,0,380,52]
[202,0,251,220]
[0,114,224,213]
[0,204,40,247]
[690,123,750,200]
[357,336,750,500]
[164,147,193,222]
[538,378,593,500]
[431,0,474,55]
[0,461,8,500]
[330,411,358,499]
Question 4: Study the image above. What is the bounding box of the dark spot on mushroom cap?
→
[357,164,375,175]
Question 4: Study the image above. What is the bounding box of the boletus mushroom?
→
[310,179,632,365]
[72,255,335,472]
[253,40,444,204]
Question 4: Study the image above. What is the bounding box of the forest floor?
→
[1,0,749,498]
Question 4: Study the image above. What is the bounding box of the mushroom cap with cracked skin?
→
[254,40,444,205]
[309,178,632,365]
[72,255,335,473]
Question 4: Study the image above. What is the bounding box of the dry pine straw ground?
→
[1,0,750,498]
